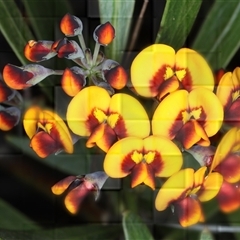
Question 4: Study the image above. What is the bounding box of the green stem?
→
[78,34,86,52]
[92,42,101,66]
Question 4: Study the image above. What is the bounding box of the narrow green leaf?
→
[122,211,154,240]
[98,0,135,62]
[0,198,40,230]
[192,1,240,70]
[21,0,72,40]
[199,229,214,240]
[6,136,91,175]
[0,0,34,65]
[155,0,202,50]
[0,224,122,240]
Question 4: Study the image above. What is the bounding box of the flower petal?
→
[109,93,150,139]
[217,181,240,213]
[0,80,15,102]
[61,67,86,96]
[104,65,128,90]
[224,99,240,126]
[103,137,143,178]
[176,197,202,227]
[155,168,194,211]
[93,22,115,46]
[188,88,223,137]
[0,107,21,131]
[24,40,57,62]
[193,166,207,189]
[175,48,214,91]
[51,176,77,195]
[64,183,93,214]
[152,90,188,139]
[143,135,183,177]
[198,172,223,202]
[67,86,111,136]
[60,13,83,36]
[131,44,175,97]
[30,131,61,158]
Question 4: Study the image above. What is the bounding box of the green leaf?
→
[122,211,154,240]
[0,198,40,230]
[21,0,72,40]
[155,0,202,50]
[6,136,91,175]
[0,0,35,65]
[98,0,135,62]
[0,224,122,240]
[191,1,240,70]
[199,229,214,240]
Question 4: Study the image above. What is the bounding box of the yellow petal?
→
[188,87,223,137]
[131,44,175,97]
[152,90,188,139]
[175,48,214,91]
[198,172,223,202]
[67,86,111,136]
[51,176,76,195]
[155,168,194,211]
[143,135,183,177]
[103,137,143,178]
[109,93,150,139]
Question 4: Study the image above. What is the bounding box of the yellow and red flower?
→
[216,67,240,126]
[0,106,21,131]
[104,135,182,190]
[23,106,73,158]
[210,127,240,212]
[52,171,108,214]
[152,88,223,149]
[131,44,214,100]
[67,86,150,152]
[155,167,223,227]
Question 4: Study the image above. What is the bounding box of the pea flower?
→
[0,78,22,131]
[216,67,240,126]
[152,88,223,149]
[23,106,73,158]
[67,86,150,152]
[52,171,108,214]
[131,44,214,100]
[103,135,183,190]
[3,13,126,96]
[210,127,240,212]
[155,167,223,227]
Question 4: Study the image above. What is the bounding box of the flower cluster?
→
[2,13,240,228]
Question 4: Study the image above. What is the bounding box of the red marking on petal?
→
[0,110,18,131]
[61,68,86,96]
[3,64,33,89]
[149,65,167,96]
[168,111,184,139]
[30,131,61,158]
[215,153,240,183]
[224,99,240,127]
[64,183,93,214]
[94,22,115,45]
[60,13,82,36]
[57,41,76,58]
[96,124,118,152]
[121,151,137,174]
[217,181,240,213]
[177,68,193,92]
[157,75,180,100]
[0,80,13,102]
[175,196,202,227]
[110,113,128,139]
[175,120,209,149]
[146,151,163,175]
[215,68,225,86]
[105,65,128,90]
[86,123,105,148]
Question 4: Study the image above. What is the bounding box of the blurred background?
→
[0,0,240,239]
